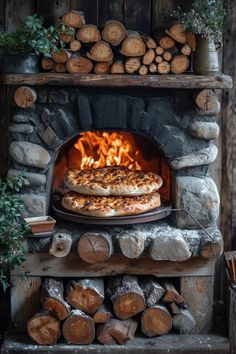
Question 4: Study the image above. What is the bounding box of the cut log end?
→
[63,310,95,344]
[27,312,61,345]
[111,61,125,74]
[14,86,37,108]
[102,20,127,46]
[49,233,72,258]
[69,39,82,52]
[141,305,172,337]
[171,55,190,74]
[61,10,85,29]
[125,58,141,74]
[94,62,111,74]
[76,24,101,43]
[87,41,113,62]
[66,56,93,74]
[41,57,55,71]
[77,232,113,264]
[97,319,137,345]
[120,32,145,57]
[93,304,112,323]
[52,49,71,64]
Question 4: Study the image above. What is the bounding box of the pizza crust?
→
[64,166,163,196]
[62,191,161,217]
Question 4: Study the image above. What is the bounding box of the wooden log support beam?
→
[49,233,72,257]
[97,319,137,345]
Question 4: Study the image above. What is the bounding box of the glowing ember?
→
[74,131,142,170]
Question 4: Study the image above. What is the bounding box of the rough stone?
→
[12,114,29,123]
[37,126,62,148]
[170,144,218,170]
[173,176,220,229]
[9,124,34,134]
[7,169,46,187]
[48,90,69,104]
[9,141,51,169]
[19,194,47,217]
[188,121,219,140]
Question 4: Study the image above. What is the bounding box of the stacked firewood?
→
[41,10,194,75]
[27,276,195,345]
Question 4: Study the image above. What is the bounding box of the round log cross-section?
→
[14,86,37,108]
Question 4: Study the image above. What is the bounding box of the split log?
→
[140,276,165,307]
[155,46,164,55]
[101,20,127,46]
[171,55,190,74]
[69,39,82,52]
[120,31,145,57]
[139,65,148,75]
[14,86,37,108]
[54,63,67,73]
[141,35,157,49]
[163,51,172,62]
[124,58,141,74]
[155,55,163,64]
[49,233,72,257]
[172,308,196,334]
[76,24,101,43]
[66,278,104,314]
[61,10,85,28]
[180,44,192,56]
[143,48,155,65]
[106,275,145,319]
[158,61,171,74]
[141,304,172,337]
[52,48,71,64]
[161,281,186,306]
[111,61,125,74]
[153,31,176,49]
[149,63,157,73]
[93,304,112,323]
[27,311,61,345]
[194,89,221,115]
[186,32,196,50]
[66,56,93,74]
[94,62,111,74]
[97,319,137,345]
[77,231,114,264]
[41,278,70,320]
[200,228,223,258]
[41,57,55,71]
[118,230,145,258]
[87,41,113,62]
[166,23,187,44]
[62,309,95,344]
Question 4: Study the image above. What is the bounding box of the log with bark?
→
[143,48,155,65]
[194,89,221,115]
[27,310,61,345]
[66,278,104,314]
[41,57,55,71]
[62,309,95,344]
[49,233,72,257]
[66,56,93,74]
[140,276,165,307]
[166,23,187,44]
[172,308,196,334]
[124,58,141,73]
[52,48,71,64]
[94,62,111,74]
[14,86,37,108]
[97,318,137,345]
[93,304,113,323]
[111,61,125,74]
[106,275,145,319]
[141,304,172,337]
[161,281,186,306]
[102,20,127,46]
[69,39,82,52]
[87,41,113,62]
[171,55,190,74]
[41,278,70,321]
[186,32,196,50]
[118,230,145,258]
[61,10,85,28]
[76,24,101,43]
[153,31,176,49]
[141,35,157,49]
[120,31,146,57]
[77,231,114,264]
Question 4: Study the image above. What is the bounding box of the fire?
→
[74,131,142,170]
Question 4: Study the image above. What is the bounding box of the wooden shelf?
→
[1,73,233,89]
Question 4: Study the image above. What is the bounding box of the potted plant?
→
[0,174,31,291]
[172,0,226,74]
[0,14,59,73]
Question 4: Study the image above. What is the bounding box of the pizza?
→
[62,191,161,217]
[64,166,163,196]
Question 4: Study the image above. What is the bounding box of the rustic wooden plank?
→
[98,0,124,27]
[11,253,215,277]
[5,0,36,31]
[11,276,41,332]
[1,332,230,353]
[70,0,98,24]
[36,0,70,26]
[2,73,233,89]
[180,276,213,334]
[124,0,151,33]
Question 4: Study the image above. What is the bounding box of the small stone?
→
[37,126,61,148]
[48,90,69,104]
[9,124,34,134]
[9,141,51,169]
[7,169,46,187]
[173,176,220,228]
[19,194,47,217]
[170,144,218,170]
[12,114,29,123]
[188,121,219,140]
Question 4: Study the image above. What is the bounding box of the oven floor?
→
[1,332,229,354]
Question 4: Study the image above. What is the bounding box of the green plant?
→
[0,174,31,291]
[172,0,227,42]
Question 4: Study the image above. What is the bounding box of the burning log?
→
[52,48,71,64]
[120,31,146,57]
[111,61,125,74]
[171,55,190,74]
[41,278,70,320]
[143,48,155,65]
[49,233,72,257]
[166,23,187,44]
[158,61,171,74]
[66,278,104,314]
[140,276,165,307]
[69,39,82,52]
[14,86,37,108]
[66,56,93,74]
[101,20,127,46]
[93,304,113,323]
[62,309,95,344]
[41,57,55,71]
[61,10,85,28]
[76,24,101,43]
[87,41,113,62]
[194,89,221,115]
[77,231,114,264]
[27,311,61,345]
[161,281,186,306]
[97,319,137,345]
[54,63,67,73]
[141,304,172,337]
[106,275,146,319]
[118,230,145,259]
[94,62,111,74]
[124,58,141,73]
